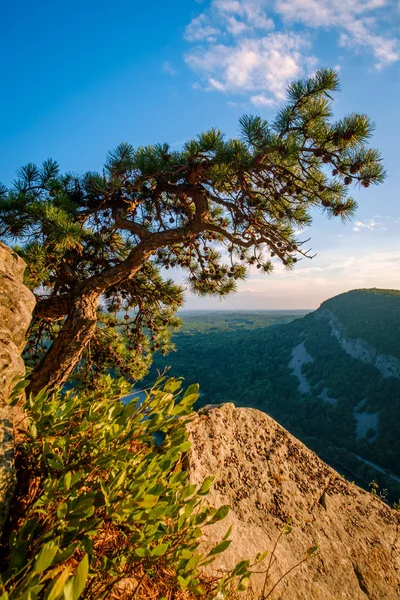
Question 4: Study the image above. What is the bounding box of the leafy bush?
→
[0,376,251,599]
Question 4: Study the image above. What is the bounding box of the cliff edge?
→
[0,242,35,531]
[187,403,400,599]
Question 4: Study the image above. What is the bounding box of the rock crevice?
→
[0,242,35,532]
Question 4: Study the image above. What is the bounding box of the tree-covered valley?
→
[148,289,400,503]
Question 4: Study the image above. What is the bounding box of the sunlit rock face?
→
[317,308,400,379]
[0,242,35,531]
[187,403,400,600]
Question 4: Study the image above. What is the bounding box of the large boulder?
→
[0,242,35,532]
[187,403,400,599]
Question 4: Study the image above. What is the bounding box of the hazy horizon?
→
[177,308,313,312]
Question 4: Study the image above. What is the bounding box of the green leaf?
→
[63,554,89,600]
[255,550,268,563]
[237,574,251,592]
[47,568,71,600]
[151,543,169,557]
[73,496,95,516]
[208,539,231,556]
[306,543,319,557]
[183,383,199,398]
[47,453,64,470]
[207,505,230,525]
[34,543,59,573]
[30,422,38,439]
[164,380,182,393]
[181,484,197,500]
[198,476,215,496]
[134,547,150,559]
[137,494,159,508]
[57,503,68,519]
[63,472,72,492]
[232,560,250,576]
[177,575,189,591]
[191,583,206,596]
[111,469,127,490]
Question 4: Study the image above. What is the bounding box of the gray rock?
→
[0,242,35,533]
[317,308,400,379]
[187,403,400,599]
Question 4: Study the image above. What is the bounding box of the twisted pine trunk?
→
[27,292,99,396]
[27,244,153,396]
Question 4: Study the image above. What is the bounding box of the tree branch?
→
[112,209,151,240]
[34,295,70,321]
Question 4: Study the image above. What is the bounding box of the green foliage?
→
[0,69,385,393]
[0,376,252,599]
[322,289,400,358]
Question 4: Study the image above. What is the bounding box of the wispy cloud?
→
[184,1,317,105]
[185,33,316,104]
[184,0,399,104]
[184,13,220,42]
[353,218,386,232]
[162,61,177,76]
[274,0,399,69]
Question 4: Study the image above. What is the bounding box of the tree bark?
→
[27,291,99,396]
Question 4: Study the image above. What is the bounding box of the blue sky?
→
[1,0,399,309]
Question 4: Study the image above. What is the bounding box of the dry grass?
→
[81,522,228,599]
[110,568,243,599]
[110,567,208,599]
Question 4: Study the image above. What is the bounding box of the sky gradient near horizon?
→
[1,0,399,309]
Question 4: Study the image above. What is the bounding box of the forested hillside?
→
[322,289,400,358]
[148,289,400,503]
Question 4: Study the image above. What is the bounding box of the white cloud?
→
[162,61,176,76]
[275,0,384,28]
[185,1,274,44]
[339,20,400,69]
[225,15,250,35]
[183,0,399,106]
[250,93,276,107]
[274,0,399,68]
[185,33,316,102]
[213,0,275,30]
[184,13,220,42]
[352,218,386,231]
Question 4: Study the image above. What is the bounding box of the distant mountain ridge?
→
[320,289,400,361]
[317,307,400,379]
[150,288,400,502]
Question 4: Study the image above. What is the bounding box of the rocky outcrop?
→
[0,242,35,532]
[317,308,400,379]
[187,403,400,599]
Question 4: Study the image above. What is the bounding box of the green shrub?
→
[0,376,251,599]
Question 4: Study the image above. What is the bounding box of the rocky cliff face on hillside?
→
[0,242,35,531]
[188,403,400,600]
[317,308,400,379]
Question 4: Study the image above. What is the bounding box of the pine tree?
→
[0,69,385,395]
